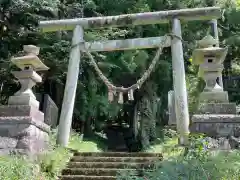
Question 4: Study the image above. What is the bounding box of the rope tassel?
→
[118,92,124,104]
[128,89,134,101]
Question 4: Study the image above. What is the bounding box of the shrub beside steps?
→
[59,152,163,180]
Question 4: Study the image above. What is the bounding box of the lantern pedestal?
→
[8,69,42,109]
[202,72,222,91]
[199,91,229,103]
[197,61,229,103]
[8,95,40,110]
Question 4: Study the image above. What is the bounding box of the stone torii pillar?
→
[56,26,84,145]
[171,18,190,144]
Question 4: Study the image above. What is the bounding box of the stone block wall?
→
[0,106,50,155]
[190,103,240,138]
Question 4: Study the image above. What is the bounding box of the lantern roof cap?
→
[192,35,228,65]
[11,55,49,71]
[198,35,218,48]
[11,45,49,71]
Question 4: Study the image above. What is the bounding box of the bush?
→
[142,151,240,180]
[117,133,240,180]
[118,151,240,180]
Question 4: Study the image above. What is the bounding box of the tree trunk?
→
[84,117,94,137]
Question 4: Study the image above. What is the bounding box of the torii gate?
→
[39,7,221,146]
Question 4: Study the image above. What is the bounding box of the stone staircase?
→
[59,152,162,180]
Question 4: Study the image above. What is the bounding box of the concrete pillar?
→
[171,18,190,145]
[57,25,84,146]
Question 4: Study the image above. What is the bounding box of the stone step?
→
[67,162,154,169]
[62,168,139,176]
[199,91,229,103]
[0,148,27,156]
[192,114,240,123]
[61,152,162,180]
[60,175,116,180]
[0,105,44,122]
[70,156,161,163]
[197,103,236,114]
[191,114,240,137]
[73,152,162,157]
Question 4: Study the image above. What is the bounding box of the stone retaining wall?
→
[0,116,50,155]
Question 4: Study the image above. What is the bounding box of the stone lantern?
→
[8,45,49,109]
[190,36,240,143]
[0,45,50,155]
[192,35,228,103]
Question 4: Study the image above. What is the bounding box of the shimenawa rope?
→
[77,34,182,103]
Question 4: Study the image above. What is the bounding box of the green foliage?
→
[0,130,104,180]
[1,0,240,145]
[184,134,210,160]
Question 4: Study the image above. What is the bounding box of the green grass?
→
[0,155,40,180]
[0,130,105,180]
[146,136,184,158]
[141,150,240,180]
[118,129,240,180]
[145,128,184,158]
